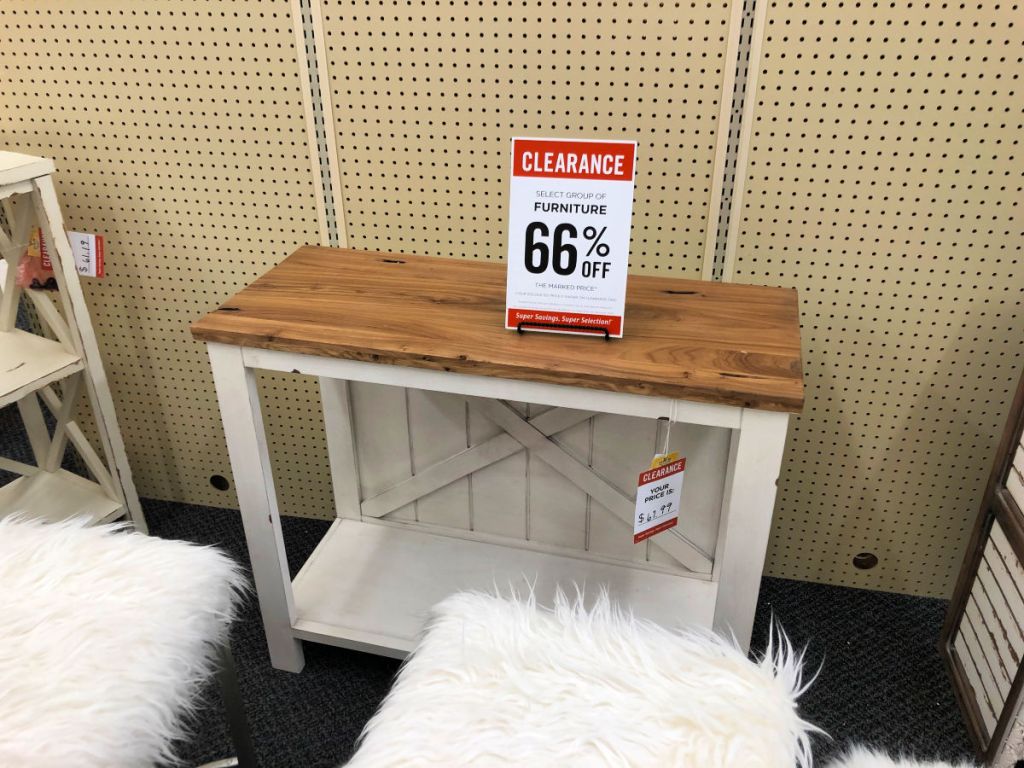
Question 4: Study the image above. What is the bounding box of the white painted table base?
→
[207,341,790,673]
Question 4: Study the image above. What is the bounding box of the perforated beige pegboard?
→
[318,0,735,276]
[6,0,1021,599]
[732,0,1024,596]
[0,0,336,520]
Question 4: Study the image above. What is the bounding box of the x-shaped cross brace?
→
[359,395,713,574]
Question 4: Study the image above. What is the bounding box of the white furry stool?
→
[344,591,817,768]
[0,517,248,767]
[344,592,977,768]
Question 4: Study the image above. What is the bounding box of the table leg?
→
[712,408,790,652]
[208,342,305,672]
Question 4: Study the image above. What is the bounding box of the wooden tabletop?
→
[191,247,804,412]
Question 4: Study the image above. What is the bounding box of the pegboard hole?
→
[853,552,879,570]
[209,475,231,492]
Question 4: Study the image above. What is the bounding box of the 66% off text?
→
[524,223,611,278]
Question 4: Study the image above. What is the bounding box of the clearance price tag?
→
[26,227,51,270]
[634,453,685,543]
[23,229,105,278]
[68,232,105,278]
[505,137,637,338]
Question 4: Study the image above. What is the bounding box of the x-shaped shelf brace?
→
[0,380,120,499]
[358,393,714,575]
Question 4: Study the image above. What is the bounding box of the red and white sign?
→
[505,137,637,338]
[634,457,685,543]
[26,227,52,270]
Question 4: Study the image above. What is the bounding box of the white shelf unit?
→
[0,150,146,532]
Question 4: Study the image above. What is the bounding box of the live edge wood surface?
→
[191,247,804,412]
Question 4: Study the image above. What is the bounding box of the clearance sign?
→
[505,137,637,338]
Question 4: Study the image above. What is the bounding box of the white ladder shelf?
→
[0,151,146,532]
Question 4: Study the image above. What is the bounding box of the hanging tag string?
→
[659,401,676,457]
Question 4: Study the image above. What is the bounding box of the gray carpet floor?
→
[1,403,977,766]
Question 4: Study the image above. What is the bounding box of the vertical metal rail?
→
[298,0,341,247]
[709,0,758,281]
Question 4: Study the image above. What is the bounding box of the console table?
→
[192,247,803,672]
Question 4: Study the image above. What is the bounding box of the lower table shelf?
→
[291,518,719,659]
[0,469,123,524]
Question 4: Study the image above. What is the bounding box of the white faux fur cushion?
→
[823,746,976,768]
[345,590,818,768]
[0,516,246,767]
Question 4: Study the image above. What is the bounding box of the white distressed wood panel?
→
[969,587,1017,694]
[528,404,588,550]
[958,610,1007,724]
[407,390,470,529]
[648,417,681,565]
[1009,446,1024,512]
[666,422,731,559]
[361,432,520,519]
[587,415,730,569]
[346,390,725,573]
[350,382,414,521]
[988,546,1024,645]
[952,518,1024,749]
[469,399,710,573]
[589,414,658,564]
[977,552,1024,667]
[468,402,528,540]
[319,378,362,520]
[963,597,1012,706]
[992,523,1024,594]
[954,515,1024,756]
[956,630,1000,737]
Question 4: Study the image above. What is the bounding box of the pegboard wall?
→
[318,0,737,276]
[0,0,743,527]
[0,0,336,520]
[2,0,1021,597]
[732,0,1024,595]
